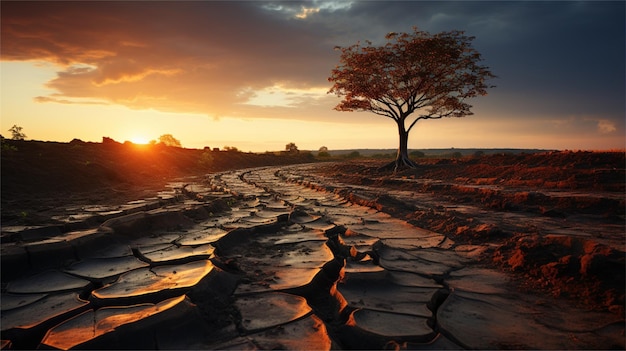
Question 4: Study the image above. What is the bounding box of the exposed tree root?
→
[379,154,418,173]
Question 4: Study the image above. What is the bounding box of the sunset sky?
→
[1,1,624,151]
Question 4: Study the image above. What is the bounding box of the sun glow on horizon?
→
[1,61,623,153]
[129,135,150,144]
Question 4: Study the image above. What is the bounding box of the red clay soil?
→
[309,151,625,315]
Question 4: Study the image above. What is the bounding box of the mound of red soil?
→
[493,234,625,315]
[310,151,625,314]
[405,151,625,192]
[317,151,625,219]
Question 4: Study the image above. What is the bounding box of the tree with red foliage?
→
[328,28,495,170]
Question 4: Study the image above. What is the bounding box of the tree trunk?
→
[380,121,418,172]
[395,124,418,170]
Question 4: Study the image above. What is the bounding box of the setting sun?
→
[129,136,150,145]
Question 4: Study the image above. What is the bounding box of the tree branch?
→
[406,108,459,133]
[372,98,400,120]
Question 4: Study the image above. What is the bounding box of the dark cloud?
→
[474,2,625,122]
[1,1,623,130]
[362,2,624,124]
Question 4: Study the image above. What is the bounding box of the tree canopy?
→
[8,125,26,140]
[328,28,495,170]
[285,142,299,153]
[155,134,182,147]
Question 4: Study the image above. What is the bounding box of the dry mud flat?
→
[1,161,625,349]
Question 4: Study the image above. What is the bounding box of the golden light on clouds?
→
[93,68,183,87]
[295,7,321,19]
[597,119,617,134]
[241,85,330,108]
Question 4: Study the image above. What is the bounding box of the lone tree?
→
[285,142,299,153]
[155,134,182,147]
[8,125,26,140]
[328,28,495,170]
[318,146,330,157]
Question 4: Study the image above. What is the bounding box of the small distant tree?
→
[223,146,239,152]
[328,28,495,171]
[9,125,26,140]
[157,134,182,147]
[285,142,299,153]
[318,146,330,158]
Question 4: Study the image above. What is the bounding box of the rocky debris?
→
[1,164,624,349]
[493,234,626,315]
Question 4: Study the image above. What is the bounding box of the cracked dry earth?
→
[1,164,624,349]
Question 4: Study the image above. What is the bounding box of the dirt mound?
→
[316,152,625,218]
[399,151,625,192]
[309,151,625,314]
[493,234,625,315]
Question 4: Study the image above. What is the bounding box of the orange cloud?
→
[33,96,109,105]
[93,68,183,86]
[0,2,334,119]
